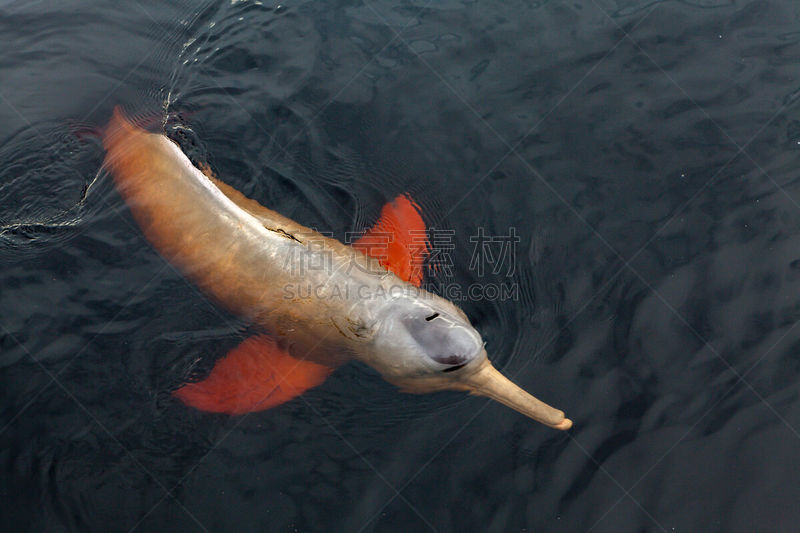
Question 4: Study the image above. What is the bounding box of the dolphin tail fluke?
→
[353,194,429,287]
[173,335,334,415]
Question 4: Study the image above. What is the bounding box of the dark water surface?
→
[3,0,800,531]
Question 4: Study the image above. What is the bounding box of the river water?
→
[2,1,800,531]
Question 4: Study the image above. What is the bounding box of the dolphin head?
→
[363,289,572,430]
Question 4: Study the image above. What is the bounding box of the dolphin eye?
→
[402,311,480,369]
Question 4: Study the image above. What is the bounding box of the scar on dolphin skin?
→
[266,227,302,243]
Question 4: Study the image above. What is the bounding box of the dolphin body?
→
[102,107,571,430]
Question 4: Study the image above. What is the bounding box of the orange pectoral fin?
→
[353,194,429,287]
[173,335,334,415]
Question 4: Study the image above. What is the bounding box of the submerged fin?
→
[173,335,334,414]
[197,161,216,180]
[353,195,428,287]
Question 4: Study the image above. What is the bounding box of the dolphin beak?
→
[460,360,572,430]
